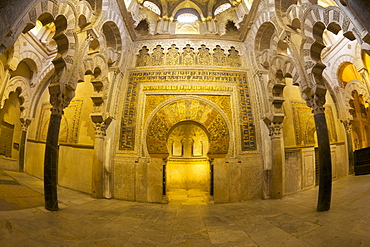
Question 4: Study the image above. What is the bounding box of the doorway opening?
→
[165,121,211,204]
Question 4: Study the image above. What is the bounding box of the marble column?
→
[343,121,354,174]
[269,122,284,199]
[18,118,31,172]
[44,81,74,211]
[44,94,64,211]
[92,122,106,199]
[310,94,332,212]
[162,158,167,196]
[210,158,214,196]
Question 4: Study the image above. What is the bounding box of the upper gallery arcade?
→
[0,0,370,210]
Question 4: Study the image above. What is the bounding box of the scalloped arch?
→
[1,76,31,118]
[343,80,370,119]
[81,54,109,78]
[330,55,357,85]
[253,21,279,69]
[301,5,362,77]
[76,1,96,25]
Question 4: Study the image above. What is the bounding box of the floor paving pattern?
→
[1,170,370,246]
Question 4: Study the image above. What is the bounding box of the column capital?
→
[49,93,67,116]
[48,82,75,116]
[94,122,106,138]
[307,93,326,115]
[342,120,353,133]
[268,122,283,138]
[20,118,32,131]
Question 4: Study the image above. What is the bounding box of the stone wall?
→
[58,145,94,194]
[113,155,263,203]
[214,156,263,203]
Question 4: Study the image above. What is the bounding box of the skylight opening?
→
[143,1,161,15]
[214,3,231,16]
[177,13,198,24]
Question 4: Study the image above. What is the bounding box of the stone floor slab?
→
[1,170,370,246]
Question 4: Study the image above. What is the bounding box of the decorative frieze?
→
[135,44,242,67]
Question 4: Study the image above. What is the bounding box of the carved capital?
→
[49,92,74,116]
[268,122,283,138]
[342,120,353,134]
[20,118,32,131]
[94,122,106,137]
[49,93,64,116]
[308,94,326,115]
[48,82,75,116]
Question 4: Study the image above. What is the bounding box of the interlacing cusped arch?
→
[286,3,303,30]
[247,4,279,69]
[75,9,125,198]
[343,79,370,118]
[76,0,98,25]
[273,0,302,31]
[7,32,56,120]
[80,54,111,124]
[301,5,368,99]
[253,21,280,69]
[325,54,358,120]
[266,55,298,125]
[298,4,369,211]
[1,76,31,121]
[131,7,157,36]
[144,96,232,158]
[15,1,81,211]
[93,8,125,66]
[14,1,81,106]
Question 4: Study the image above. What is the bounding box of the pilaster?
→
[92,121,106,199]
[268,122,284,199]
[18,118,31,172]
[343,120,354,174]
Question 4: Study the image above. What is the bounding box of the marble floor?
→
[167,189,210,205]
[1,170,370,246]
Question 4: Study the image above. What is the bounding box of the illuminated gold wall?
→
[113,44,263,203]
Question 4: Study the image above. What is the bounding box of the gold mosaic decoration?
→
[146,98,229,154]
[119,70,256,152]
[143,93,233,123]
[291,102,338,146]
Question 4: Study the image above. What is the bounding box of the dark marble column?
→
[310,95,332,212]
[43,82,74,211]
[92,122,105,199]
[18,119,30,172]
[269,123,284,199]
[44,103,63,211]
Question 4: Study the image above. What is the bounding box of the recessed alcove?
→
[166,121,211,204]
